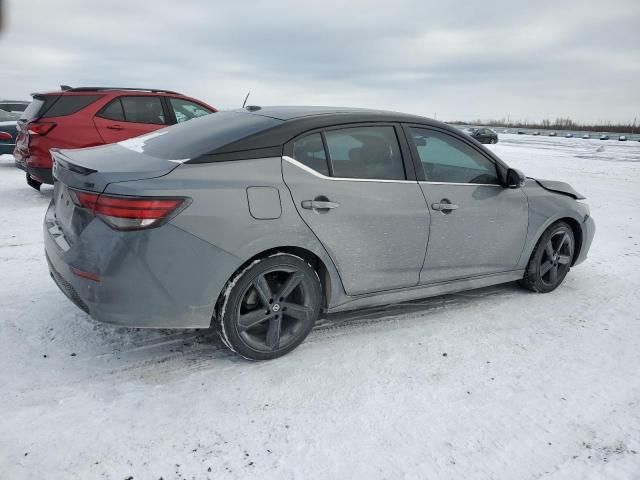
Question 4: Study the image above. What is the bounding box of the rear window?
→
[21,96,55,121]
[42,95,102,118]
[117,111,281,161]
[20,94,101,121]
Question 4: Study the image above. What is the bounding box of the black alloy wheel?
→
[218,254,321,360]
[520,221,575,293]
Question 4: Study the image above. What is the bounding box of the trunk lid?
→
[52,141,181,192]
[51,142,181,242]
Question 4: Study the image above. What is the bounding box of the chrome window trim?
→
[418,181,503,187]
[282,156,417,184]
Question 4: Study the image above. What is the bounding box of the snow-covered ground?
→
[1,135,639,479]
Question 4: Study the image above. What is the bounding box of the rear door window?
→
[120,96,167,125]
[98,99,125,121]
[169,98,213,123]
[292,133,330,176]
[324,126,405,180]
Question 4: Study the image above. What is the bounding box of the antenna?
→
[242,91,251,108]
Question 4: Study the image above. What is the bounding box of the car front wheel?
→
[217,253,322,360]
[520,221,575,293]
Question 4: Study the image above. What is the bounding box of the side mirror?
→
[506,168,526,188]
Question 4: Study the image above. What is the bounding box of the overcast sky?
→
[0,0,638,124]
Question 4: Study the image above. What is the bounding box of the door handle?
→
[301,199,340,210]
[106,124,123,130]
[431,201,459,211]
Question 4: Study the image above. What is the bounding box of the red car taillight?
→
[27,122,56,136]
[69,190,190,231]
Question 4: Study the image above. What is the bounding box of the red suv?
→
[14,87,216,189]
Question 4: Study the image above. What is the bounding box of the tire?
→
[217,253,322,360]
[26,173,42,191]
[490,138,497,144]
[519,221,575,293]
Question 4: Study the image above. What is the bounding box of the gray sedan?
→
[45,106,595,359]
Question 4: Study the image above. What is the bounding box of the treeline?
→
[449,117,638,134]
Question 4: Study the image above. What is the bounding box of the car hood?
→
[529,178,586,200]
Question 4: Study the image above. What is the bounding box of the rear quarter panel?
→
[104,156,347,310]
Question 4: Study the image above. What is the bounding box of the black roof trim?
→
[189,146,284,164]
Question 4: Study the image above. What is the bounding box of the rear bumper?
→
[574,214,595,266]
[44,201,241,328]
[27,166,54,184]
[16,146,54,182]
[46,253,90,314]
[13,149,28,169]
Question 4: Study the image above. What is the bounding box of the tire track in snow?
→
[89,284,524,379]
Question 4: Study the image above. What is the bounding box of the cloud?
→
[0,0,638,123]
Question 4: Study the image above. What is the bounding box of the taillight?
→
[27,122,56,136]
[69,190,190,231]
[0,131,12,141]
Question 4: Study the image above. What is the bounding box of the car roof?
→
[234,105,432,123]
[110,106,507,170]
[171,106,470,163]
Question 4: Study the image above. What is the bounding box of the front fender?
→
[518,181,591,268]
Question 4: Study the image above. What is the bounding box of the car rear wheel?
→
[520,221,575,293]
[26,173,42,191]
[218,254,322,360]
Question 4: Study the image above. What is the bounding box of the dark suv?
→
[14,87,216,189]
